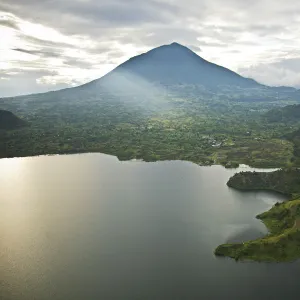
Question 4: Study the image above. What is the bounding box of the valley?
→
[2,43,300,263]
[1,43,300,168]
[1,85,300,167]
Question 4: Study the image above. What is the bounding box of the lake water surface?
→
[0,153,299,300]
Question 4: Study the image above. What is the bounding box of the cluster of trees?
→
[227,169,300,196]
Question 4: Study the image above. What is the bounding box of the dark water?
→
[0,153,298,300]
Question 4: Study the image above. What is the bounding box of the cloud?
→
[239,58,300,87]
[0,18,18,29]
[1,0,300,96]
[187,45,202,52]
[0,69,68,97]
[12,48,61,58]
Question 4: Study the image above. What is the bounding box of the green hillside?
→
[0,110,27,130]
[215,169,300,262]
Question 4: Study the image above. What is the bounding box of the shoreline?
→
[215,169,300,262]
[1,152,290,262]
[0,150,282,170]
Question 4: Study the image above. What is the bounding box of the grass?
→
[215,198,300,262]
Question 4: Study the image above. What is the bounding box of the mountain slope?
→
[0,110,27,130]
[0,42,299,165]
[85,42,260,88]
[264,104,300,123]
[1,42,299,105]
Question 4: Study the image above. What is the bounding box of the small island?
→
[215,168,300,262]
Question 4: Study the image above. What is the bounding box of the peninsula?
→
[215,168,300,262]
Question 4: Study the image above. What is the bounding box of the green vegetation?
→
[215,199,300,262]
[1,44,300,165]
[0,109,27,130]
[215,169,300,262]
[227,169,300,197]
[0,84,300,167]
[264,104,300,124]
[286,129,300,166]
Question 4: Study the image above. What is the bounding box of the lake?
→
[0,153,298,300]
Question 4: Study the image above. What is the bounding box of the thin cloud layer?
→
[1,0,300,96]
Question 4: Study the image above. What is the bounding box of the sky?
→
[1,0,300,97]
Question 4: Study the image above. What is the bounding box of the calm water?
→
[0,153,298,300]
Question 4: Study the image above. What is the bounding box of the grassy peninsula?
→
[215,169,300,262]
